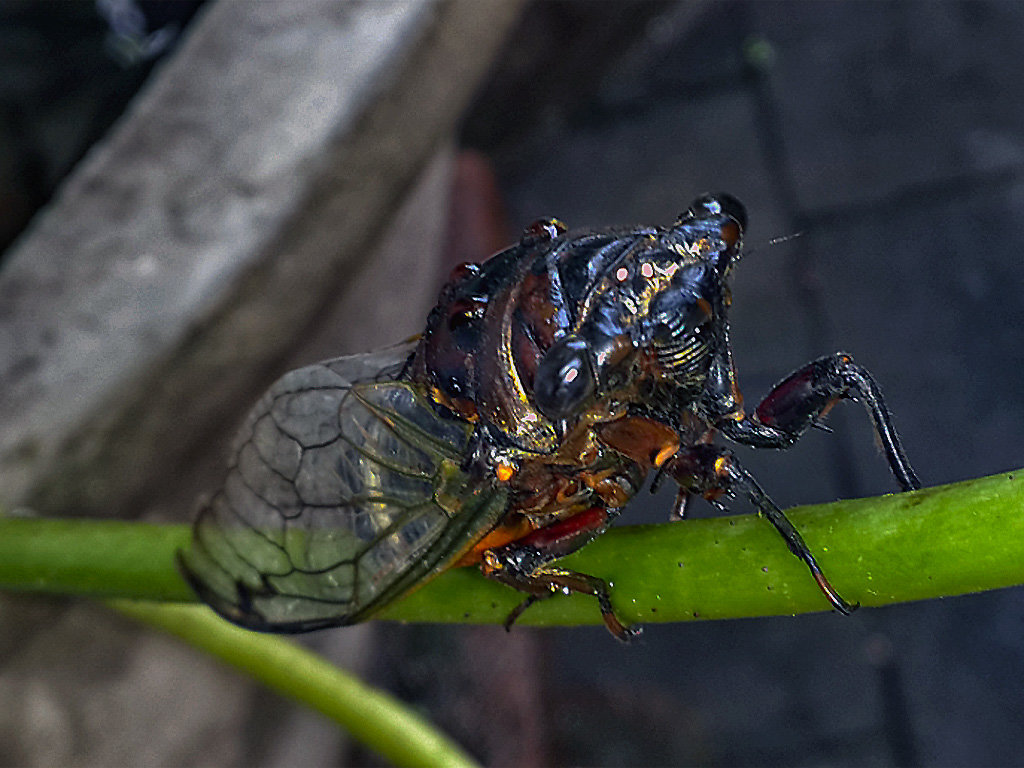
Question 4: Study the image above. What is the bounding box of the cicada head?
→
[669,192,747,277]
[532,195,748,424]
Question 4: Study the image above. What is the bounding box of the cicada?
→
[179,194,919,640]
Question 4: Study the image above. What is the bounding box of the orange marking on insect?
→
[555,480,583,504]
[457,515,537,567]
[653,443,677,468]
[819,397,841,419]
[696,297,712,319]
[581,467,616,487]
[429,386,479,422]
[480,550,502,574]
[714,455,730,476]
[596,415,679,469]
[496,462,516,482]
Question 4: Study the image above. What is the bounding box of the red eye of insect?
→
[720,220,741,248]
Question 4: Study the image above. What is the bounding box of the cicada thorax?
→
[411,237,563,455]
[412,221,660,444]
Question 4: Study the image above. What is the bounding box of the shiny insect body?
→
[180,194,919,640]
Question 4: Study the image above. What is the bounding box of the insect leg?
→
[716,353,920,492]
[480,506,641,641]
[666,444,857,614]
[490,563,638,641]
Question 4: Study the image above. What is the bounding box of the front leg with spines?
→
[713,353,920,492]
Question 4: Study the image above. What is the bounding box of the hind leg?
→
[480,506,641,641]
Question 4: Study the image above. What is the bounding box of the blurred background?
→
[2,0,1024,765]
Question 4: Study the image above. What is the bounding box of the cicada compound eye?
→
[533,336,597,422]
[683,193,748,232]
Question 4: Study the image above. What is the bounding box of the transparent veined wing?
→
[178,341,510,632]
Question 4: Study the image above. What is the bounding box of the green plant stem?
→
[108,600,479,768]
[382,468,1024,625]
[1,470,1023,626]
[0,518,194,601]
[4,471,1022,765]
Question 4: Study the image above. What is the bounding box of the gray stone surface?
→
[0,599,249,767]
[0,0,523,519]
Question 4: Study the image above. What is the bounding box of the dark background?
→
[393,2,1024,765]
[3,1,1024,765]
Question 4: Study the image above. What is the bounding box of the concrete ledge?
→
[0,0,524,516]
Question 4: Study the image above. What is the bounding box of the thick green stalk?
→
[1,470,1022,625]
[3,471,1021,765]
[381,469,1024,625]
[0,517,194,601]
